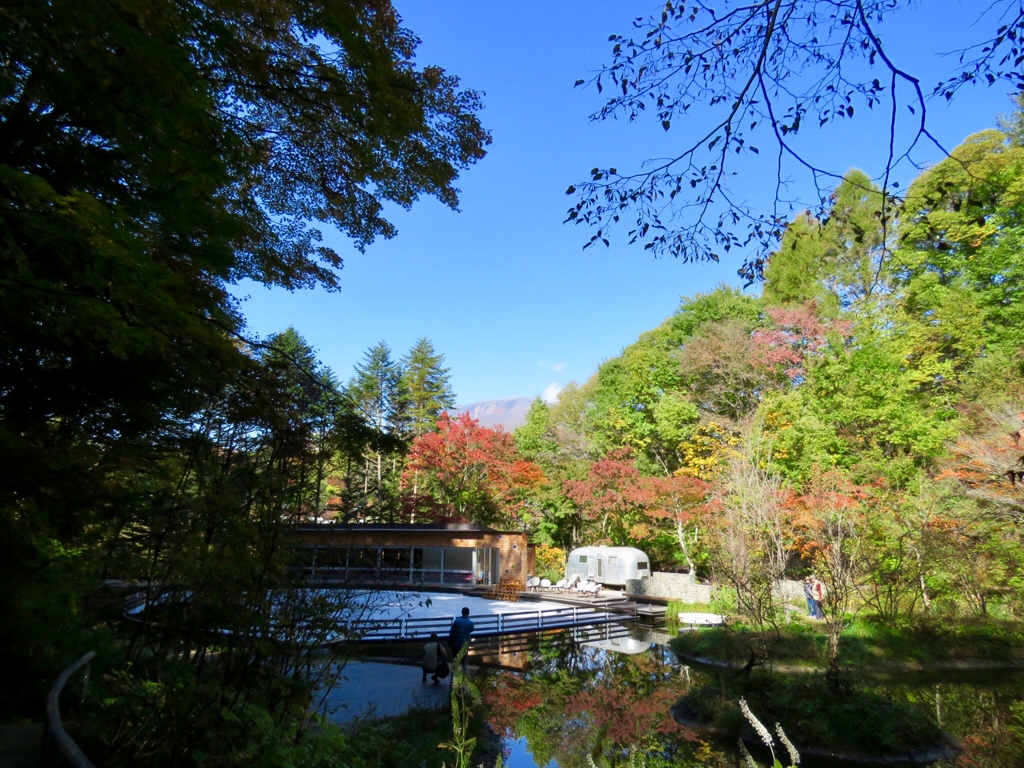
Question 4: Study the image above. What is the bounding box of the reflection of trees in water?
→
[479,638,710,768]
[877,679,1024,768]
[481,632,1024,768]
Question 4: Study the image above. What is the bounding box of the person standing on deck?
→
[447,606,474,670]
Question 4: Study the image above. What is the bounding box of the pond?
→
[473,623,1024,768]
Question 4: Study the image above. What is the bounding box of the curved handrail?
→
[341,602,638,643]
[43,651,97,768]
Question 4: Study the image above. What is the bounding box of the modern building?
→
[287,523,533,587]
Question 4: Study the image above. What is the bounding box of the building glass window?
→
[380,548,410,582]
[292,542,503,587]
[474,547,499,585]
[350,547,378,581]
[443,547,474,584]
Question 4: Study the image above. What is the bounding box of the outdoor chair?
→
[526,576,541,591]
[539,578,552,591]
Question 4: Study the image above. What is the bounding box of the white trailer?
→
[565,546,651,587]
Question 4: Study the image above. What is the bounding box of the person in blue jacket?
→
[447,606,474,669]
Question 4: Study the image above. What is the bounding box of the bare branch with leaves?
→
[569,0,1022,281]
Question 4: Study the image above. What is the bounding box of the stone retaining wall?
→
[625,574,808,605]
[777,578,806,602]
[625,572,713,603]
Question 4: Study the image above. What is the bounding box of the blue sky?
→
[234,1,1017,407]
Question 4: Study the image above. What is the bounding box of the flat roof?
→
[290,522,522,535]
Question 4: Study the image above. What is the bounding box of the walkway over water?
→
[341,591,641,643]
[124,587,723,646]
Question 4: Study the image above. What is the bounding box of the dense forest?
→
[532,120,1024,589]
[7,108,1021,765]
[3,0,1024,765]
[454,117,1024,637]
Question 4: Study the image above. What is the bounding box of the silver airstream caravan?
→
[565,546,651,587]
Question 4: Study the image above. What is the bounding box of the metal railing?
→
[343,602,638,643]
[42,651,97,768]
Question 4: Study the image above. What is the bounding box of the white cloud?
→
[543,382,562,403]
[539,360,566,372]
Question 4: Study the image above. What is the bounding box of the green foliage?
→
[515,398,559,461]
[441,650,480,768]
[586,335,685,464]
[803,331,959,484]
[92,662,332,768]
[346,705,458,768]
[672,614,1024,670]
[672,285,765,337]
[91,663,465,768]
[898,129,1024,377]
[0,536,118,717]
[763,169,892,316]
[347,341,405,518]
[652,393,700,447]
[8,4,1024,762]
[533,543,567,581]
[398,338,457,440]
[763,213,833,310]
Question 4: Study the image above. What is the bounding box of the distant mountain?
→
[454,397,533,431]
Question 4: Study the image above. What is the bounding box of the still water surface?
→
[473,624,1024,768]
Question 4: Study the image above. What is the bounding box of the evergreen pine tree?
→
[398,338,457,440]
[347,342,402,520]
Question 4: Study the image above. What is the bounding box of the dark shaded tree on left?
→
[0,0,487,731]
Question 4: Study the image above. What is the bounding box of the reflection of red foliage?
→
[569,685,684,746]
[953,734,989,768]
[480,653,713,761]
[481,672,541,729]
[564,656,689,747]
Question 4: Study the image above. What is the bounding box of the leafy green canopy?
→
[0,0,488,717]
[0,0,488,510]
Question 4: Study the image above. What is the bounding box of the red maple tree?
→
[401,411,544,526]
[752,301,852,381]
[563,449,657,544]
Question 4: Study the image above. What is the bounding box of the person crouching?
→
[421,632,449,684]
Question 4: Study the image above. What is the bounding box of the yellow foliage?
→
[675,422,741,480]
[533,543,566,580]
